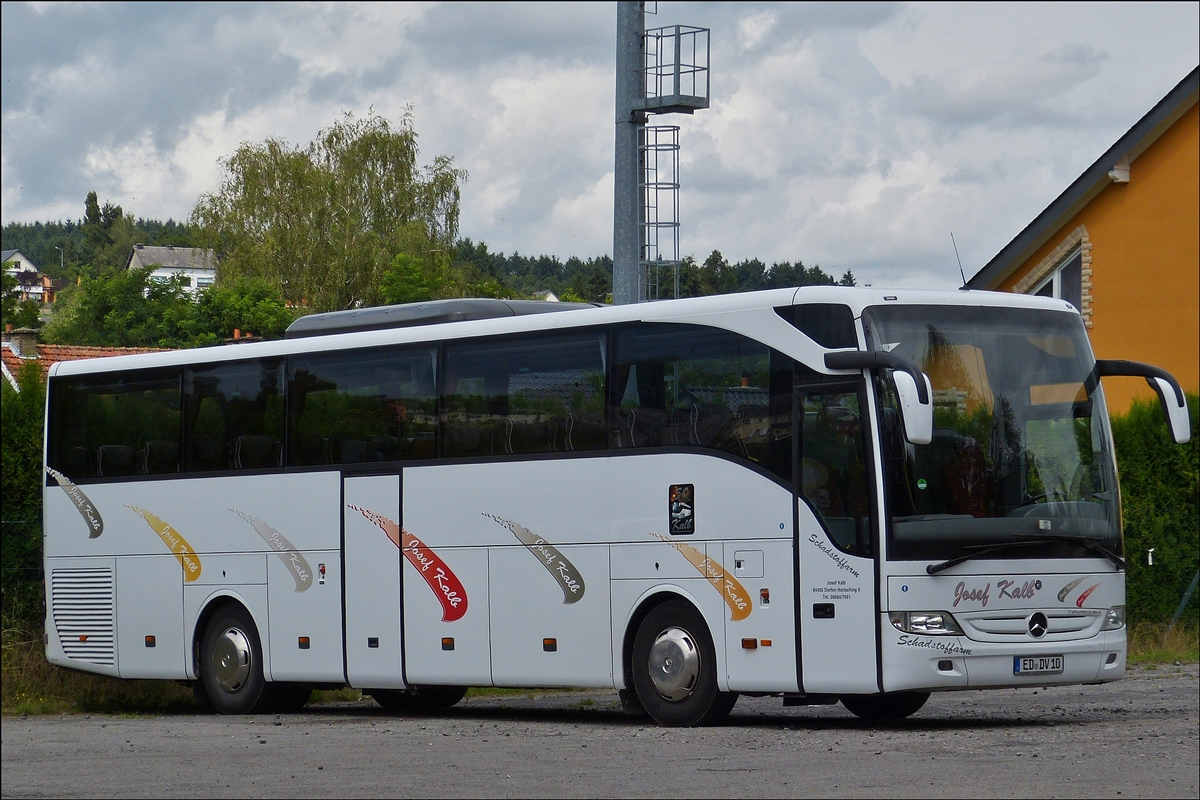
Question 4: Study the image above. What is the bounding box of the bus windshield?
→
[863,305,1120,562]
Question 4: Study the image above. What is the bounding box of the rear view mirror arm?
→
[1094,359,1184,405]
[824,350,930,405]
[1094,359,1191,445]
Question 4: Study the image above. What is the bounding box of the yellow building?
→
[969,67,1199,412]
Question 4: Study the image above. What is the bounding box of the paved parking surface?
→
[2,664,1197,798]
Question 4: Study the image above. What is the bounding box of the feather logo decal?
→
[650,533,752,621]
[484,514,584,603]
[125,505,201,581]
[46,468,103,538]
[231,509,313,592]
[1057,576,1088,603]
[348,505,467,622]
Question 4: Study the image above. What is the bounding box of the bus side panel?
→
[798,504,878,694]
[402,547,492,686]
[402,455,790,691]
[343,474,406,690]
[116,554,185,679]
[489,544,612,687]
[266,549,343,682]
[719,539,798,693]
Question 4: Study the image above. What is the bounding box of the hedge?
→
[1111,392,1200,624]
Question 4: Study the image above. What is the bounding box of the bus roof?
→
[46,286,1079,379]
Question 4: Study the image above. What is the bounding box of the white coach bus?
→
[42,288,1190,725]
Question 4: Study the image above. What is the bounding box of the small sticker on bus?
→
[669,484,694,535]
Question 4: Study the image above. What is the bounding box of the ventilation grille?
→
[51,567,115,666]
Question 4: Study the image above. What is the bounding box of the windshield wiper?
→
[1012,532,1126,571]
[926,540,1045,574]
[926,535,1125,575]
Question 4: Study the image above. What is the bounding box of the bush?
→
[1111,393,1199,624]
[1,361,45,624]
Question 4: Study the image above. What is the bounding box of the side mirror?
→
[892,370,934,445]
[1095,360,1191,444]
[825,350,934,445]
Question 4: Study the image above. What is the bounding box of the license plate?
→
[1014,655,1064,675]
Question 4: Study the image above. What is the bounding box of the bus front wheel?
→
[631,599,738,727]
[199,604,273,714]
[840,691,929,721]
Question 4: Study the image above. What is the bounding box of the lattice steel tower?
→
[613,2,709,304]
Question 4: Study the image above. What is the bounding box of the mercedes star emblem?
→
[1028,612,1048,638]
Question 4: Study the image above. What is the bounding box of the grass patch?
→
[2,618,196,716]
[311,687,363,703]
[1127,622,1199,664]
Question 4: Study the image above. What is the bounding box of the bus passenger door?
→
[343,474,406,689]
[795,379,881,695]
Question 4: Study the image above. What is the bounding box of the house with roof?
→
[125,244,217,294]
[1,248,38,273]
[2,249,63,305]
[968,67,1199,412]
[1,325,164,392]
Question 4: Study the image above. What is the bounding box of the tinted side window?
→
[797,371,873,556]
[442,331,606,457]
[48,370,182,480]
[776,304,858,349]
[184,360,284,472]
[610,323,771,463]
[288,347,437,465]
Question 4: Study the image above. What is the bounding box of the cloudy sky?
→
[2,2,1197,288]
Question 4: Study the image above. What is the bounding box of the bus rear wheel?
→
[368,686,468,714]
[840,691,929,721]
[631,599,738,727]
[199,604,274,714]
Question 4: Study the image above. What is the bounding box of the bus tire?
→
[840,691,929,721]
[368,685,468,714]
[631,599,738,727]
[199,604,272,714]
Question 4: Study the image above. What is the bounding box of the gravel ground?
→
[2,663,1196,799]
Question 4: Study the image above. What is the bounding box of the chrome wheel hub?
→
[648,627,700,701]
[211,626,252,692]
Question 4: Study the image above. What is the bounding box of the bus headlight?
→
[1101,605,1126,631]
[889,611,963,635]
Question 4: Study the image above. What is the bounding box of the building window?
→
[1032,247,1082,311]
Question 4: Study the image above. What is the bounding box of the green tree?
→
[43,268,293,348]
[192,110,466,312]
[569,257,612,304]
[1,268,42,329]
[700,250,736,295]
[1,361,45,622]
[42,267,193,347]
[189,279,297,344]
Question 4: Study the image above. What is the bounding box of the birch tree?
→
[191,110,465,312]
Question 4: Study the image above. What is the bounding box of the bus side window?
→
[184,360,284,472]
[442,331,607,458]
[610,323,771,462]
[47,370,182,481]
[287,346,438,466]
[798,379,872,556]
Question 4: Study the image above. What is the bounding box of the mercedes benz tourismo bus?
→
[42,288,1191,725]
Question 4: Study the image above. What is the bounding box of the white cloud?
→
[1,1,1197,290]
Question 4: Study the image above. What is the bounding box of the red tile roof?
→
[2,343,168,385]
